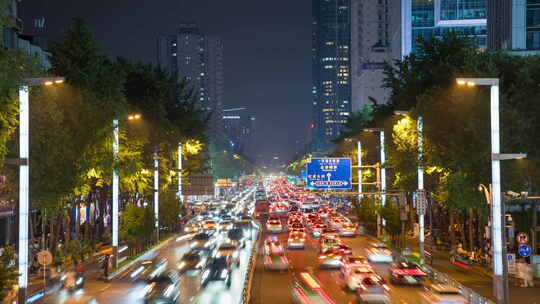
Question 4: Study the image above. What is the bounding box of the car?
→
[344,266,387,291]
[289,222,305,233]
[189,232,217,250]
[264,236,284,255]
[291,272,334,304]
[201,257,233,288]
[264,251,289,271]
[331,243,353,255]
[202,219,218,232]
[266,218,284,233]
[341,255,370,274]
[366,243,393,263]
[130,258,168,281]
[177,250,209,276]
[419,284,468,304]
[140,272,180,304]
[287,231,306,249]
[339,223,356,237]
[310,223,327,237]
[388,261,427,285]
[214,242,241,267]
[357,285,391,304]
[318,248,345,268]
[319,235,341,252]
[184,221,200,233]
[236,214,253,226]
[228,228,248,247]
[219,220,234,231]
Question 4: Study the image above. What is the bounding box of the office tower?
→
[402,0,487,56]
[222,108,255,156]
[312,0,352,145]
[350,0,401,112]
[157,23,224,135]
[488,0,540,55]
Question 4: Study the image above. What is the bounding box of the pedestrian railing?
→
[420,264,495,304]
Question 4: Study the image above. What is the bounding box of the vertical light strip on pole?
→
[490,83,504,302]
[154,153,159,235]
[178,143,183,202]
[357,141,362,201]
[417,116,425,264]
[380,131,386,228]
[19,86,29,297]
[112,119,119,267]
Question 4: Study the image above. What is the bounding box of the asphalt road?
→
[36,191,256,304]
[251,221,427,304]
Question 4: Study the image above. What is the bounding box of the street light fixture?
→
[394,110,426,263]
[112,113,141,268]
[456,77,526,304]
[363,128,386,236]
[18,77,64,303]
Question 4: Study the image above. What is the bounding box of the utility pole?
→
[154,151,159,241]
[357,141,362,202]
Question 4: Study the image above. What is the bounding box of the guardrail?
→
[240,221,261,304]
[420,264,495,304]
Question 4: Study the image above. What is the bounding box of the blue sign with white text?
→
[306,158,351,189]
[518,245,532,257]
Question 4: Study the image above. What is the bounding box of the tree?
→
[0,245,17,302]
[120,204,154,252]
[159,191,181,231]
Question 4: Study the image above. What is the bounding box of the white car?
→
[287,231,306,249]
[219,220,234,231]
[345,265,380,290]
[214,243,240,266]
[266,218,283,233]
[357,286,391,304]
[264,236,284,255]
[339,223,356,237]
[419,284,468,304]
[366,243,393,263]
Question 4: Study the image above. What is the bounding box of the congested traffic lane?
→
[38,189,256,304]
[251,217,427,304]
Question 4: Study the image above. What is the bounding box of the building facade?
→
[488,0,540,55]
[350,0,401,112]
[312,0,352,144]
[157,24,224,135]
[402,0,487,56]
[222,108,255,155]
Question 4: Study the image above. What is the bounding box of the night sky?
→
[20,0,312,168]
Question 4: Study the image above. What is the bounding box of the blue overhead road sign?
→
[306,158,351,189]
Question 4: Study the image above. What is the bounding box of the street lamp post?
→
[357,141,362,202]
[178,143,183,202]
[18,77,64,303]
[395,111,425,263]
[364,128,386,237]
[457,77,526,304]
[154,152,159,240]
[111,114,140,268]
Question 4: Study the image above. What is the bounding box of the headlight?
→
[221,269,229,278]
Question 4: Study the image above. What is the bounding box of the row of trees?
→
[295,33,540,250]
[0,17,210,278]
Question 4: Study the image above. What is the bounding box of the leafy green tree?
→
[159,191,181,231]
[0,245,18,302]
[355,197,379,233]
[121,204,154,251]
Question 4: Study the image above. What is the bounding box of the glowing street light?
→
[18,77,64,303]
[112,113,141,268]
[456,77,526,304]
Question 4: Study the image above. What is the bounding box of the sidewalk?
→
[403,238,540,304]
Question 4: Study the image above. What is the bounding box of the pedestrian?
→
[524,263,535,287]
[102,254,110,281]
[515,260,525,287]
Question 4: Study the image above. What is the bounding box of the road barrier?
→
[240,222,261,304]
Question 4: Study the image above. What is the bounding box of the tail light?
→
[318,255,327,260]
[382,284,390,292]
[265,256,272,264]
[280,256,288,264]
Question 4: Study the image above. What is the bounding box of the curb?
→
[107,235,177,281]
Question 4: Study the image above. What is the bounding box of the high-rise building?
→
[350,0,401,112]
[402,0,487,56]
[312,0,352,145]
[157,23,224,135]
[222,108,255,155]
[488,0,540,55]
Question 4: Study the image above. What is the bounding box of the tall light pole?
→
[357,141,362,202]
[395,111,425,263]
[111,114,140,268]
[18,77,64,303]
[457,77,526,304]
[177,143,183,202]
[364,128,386,235]
[154,152,159,240]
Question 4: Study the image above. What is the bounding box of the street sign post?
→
[516,232,529,244]
[306,158,351,190]
[518,245,532,257]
